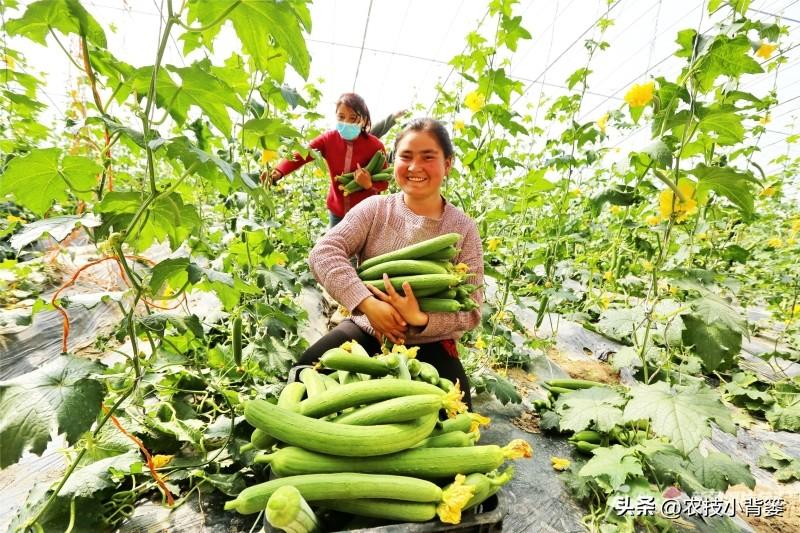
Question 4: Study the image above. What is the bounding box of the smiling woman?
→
[298,118,484,408]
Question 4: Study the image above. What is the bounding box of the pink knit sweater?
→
[308,193,484,344]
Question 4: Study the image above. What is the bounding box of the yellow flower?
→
[791,219,800,234]
[760,186,776,197]
[391,344,420,359]
[603,271,614,282]
[645,215,661,226]
[464,90,486,113]
[313,167,324,177]
[696,232,707,241]
[610,205,623,215]
[756,43,777,60]
[669,286,679,295]
[787,237,796,245]
[474,337,486,350]
[759,114,771,125]
[151,454,174,468]
[792,304,800,316]
[597,113,609,134]
[260,149,278,164]
[487,238,501,252]
[767,237,783,248]
[551,456,571,471]
[571,188,582,197]
[6,215,24,224]
[454,262,469,274]
[600,293,611,310]
[658,181,697,223]
[454,119,465,131]
[3,54,15,69]
[624,81,655,108]
[642,260,654,272]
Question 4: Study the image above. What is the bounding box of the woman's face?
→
[394,130,451,201]
[335,103,363,126]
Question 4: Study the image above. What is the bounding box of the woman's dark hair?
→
[394,118,454,160]
[335,93,371,134]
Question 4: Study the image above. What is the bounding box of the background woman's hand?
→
[357,296,407,344]
[367,274,429,328]
[353,163,373,189]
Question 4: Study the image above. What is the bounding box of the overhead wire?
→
[352,0,374,91]
[510,0,624,107]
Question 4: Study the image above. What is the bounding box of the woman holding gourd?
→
[266,93,392,228]
[299,118,484,407]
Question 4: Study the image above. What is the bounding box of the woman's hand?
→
[353,163,373,190]
[367,274,429,328]
[357,295,407,344]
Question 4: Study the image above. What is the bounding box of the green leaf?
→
[689,163,756,218]
[757,444,800,482]
[579,445,643,491]
[681,314,741,372]
[555,387,625,432]
[10,214,101,250]
[149,257,190,294]
[187,0,310,79]
[6,0,106,47]
[166,63,242,136]
[688,296,747,335]
[0,148,61,216]
[59,451,140,497]
[0,355,104,468]
[596,307,646,343]
[698,112,745,145]
[687,449,755,491]
[623,382,735,453]
[695,35,763,92]
[643,139,673,167]
[766,403,800,432]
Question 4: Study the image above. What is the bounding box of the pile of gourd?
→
[226,340,532,531]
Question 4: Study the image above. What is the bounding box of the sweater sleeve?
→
[275,132,327,177]
[413,220,484,341]
[307,199,377,312]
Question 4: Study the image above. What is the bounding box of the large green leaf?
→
[149,257,191,293]
[166,63,242,136]
[555,387,625,432]
[59,451,140,497]
[688,296,747,335]
[698,111,744,145]
[186,0,311,79]
[578,445,643,491]
[0,148,99,216]
[766,403,800,432]
[681,314,741,372]
[0,355,104,468]
[5,0,106,47]
[687,449,755,491]
[623,382,735,453]
[689,163,756,218]
[695,34,763,92]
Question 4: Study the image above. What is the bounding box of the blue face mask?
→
[336,121,362,141]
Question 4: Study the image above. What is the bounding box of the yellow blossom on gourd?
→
[454,119,465,131]
[151,454,174,468]
[603,271,614,282]
[313,167,324,177]
[610,205,623,215]
[487,238,501,252]
[645,215,661,226]
[760,186,776,197]
[756,43,777,59]
[551,456,571,471]
[597,113,609,134]
[3,54,15,69]
[6,215,24,224]
[571,188,583,197]
[474,337,486,350]
[658,181,697,223]
[759,114,771,125]
[767,237,783,248]
[464,90,486,113]
[642,260,654,272]
[793,304,800,316]
[790,219,800,234]
[600,293,611,309]
[624,81,655,108]
[260,149,278,164]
